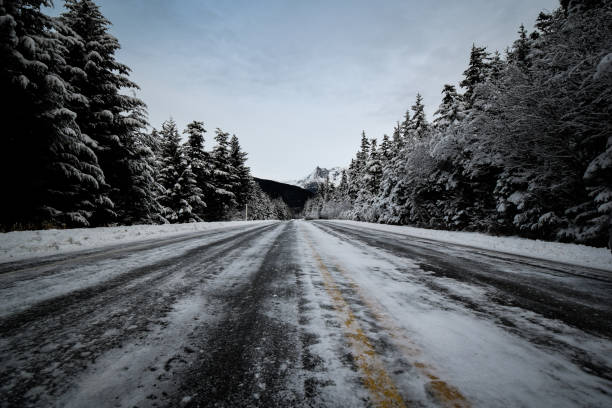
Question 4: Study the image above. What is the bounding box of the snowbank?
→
[327,220,612,272]
[0,220,276,264]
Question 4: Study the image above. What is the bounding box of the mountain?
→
[284,166,345,193]
[254,178,314,215]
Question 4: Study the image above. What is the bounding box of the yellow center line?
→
[329,258,470,408]
[306,238,407,408]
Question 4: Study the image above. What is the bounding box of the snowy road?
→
[1,220,611,407]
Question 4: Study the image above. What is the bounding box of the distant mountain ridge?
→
[284,166,345,193]
[254,178,314,215]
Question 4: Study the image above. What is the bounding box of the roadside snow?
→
[0,220,276,264]
[327,220,612,272]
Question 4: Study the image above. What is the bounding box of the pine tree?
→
[535,11,554,34]
[433,84,464,128]
[119,106,165,224]
[460,44,490,106]
[182,120,209,218]
[183,121,207,175]
[338,170,349,196]
[346,159,359,199]
[355,130,370,174]
[509,24,531,70]
[410,93,429,139]
[229,134,251,207]
[0,0,108,229]
[175,161,205,223]
[157,119,182,221]
[380,134,392,160]
[158,119,206,223]
[364,139,382,194]
[208,128,236,220]
[59,0,150,225]
[391,122,404,154]
[400,109,413,139]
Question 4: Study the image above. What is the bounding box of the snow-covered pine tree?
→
[488,50,505,81]
[400,109,413,140]
[59,0,151,225]
[380,134,392,161]
[207,128,237,220]
[352,138,383,221]
[535,11,554,34]
[229,134,251,207]
[391,122,404,154]
[460,44,490,106]
[375,121,411,224]
[355,131,370,176]
[157,119,205,223]
[157,119,182,221]
[345,131,370,201]
[157,120,182,221]
[117,105,165,224]
[433,84,464,128]
[364,139,382,195]
[338,170,349,196]
[410,93,429,139]
[272,198,291,220]
[549,2,612,245]
[175,161,205,223]
[346,159,359,199]
[0,0,108,229]
[182,120,209,219]
[508,24,531,70]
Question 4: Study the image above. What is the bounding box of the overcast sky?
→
[52,0,559,181]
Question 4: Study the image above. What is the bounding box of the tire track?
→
[0,223,279,408]
[170,221,304,407]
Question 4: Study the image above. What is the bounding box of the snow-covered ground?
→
[0,220,276,264]
[329,220,612,272]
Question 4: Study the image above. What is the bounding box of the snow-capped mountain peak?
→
[284,166,345,193]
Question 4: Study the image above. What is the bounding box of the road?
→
[1,220,611,407]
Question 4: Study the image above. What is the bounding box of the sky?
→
[51,0,559,181]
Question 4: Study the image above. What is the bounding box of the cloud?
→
[93,0,559,180]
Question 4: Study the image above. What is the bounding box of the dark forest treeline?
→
[0,0,289,230]
[305,0,612,248]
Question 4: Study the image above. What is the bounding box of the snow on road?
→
[303,220,611,407]
[57,223,287,408]
[330,220,612,272]
[0,222,274,318]
[0,220,276,263]
[1,219,611,407]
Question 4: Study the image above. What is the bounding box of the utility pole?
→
[245,204,248,221]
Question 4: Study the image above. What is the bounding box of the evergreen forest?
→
[0,0,290,230]
[305,1,612,248]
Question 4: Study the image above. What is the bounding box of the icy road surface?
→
[0,220,611,407]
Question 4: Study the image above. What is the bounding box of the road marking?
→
[306,238,407,408]
[329,258,469,408]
